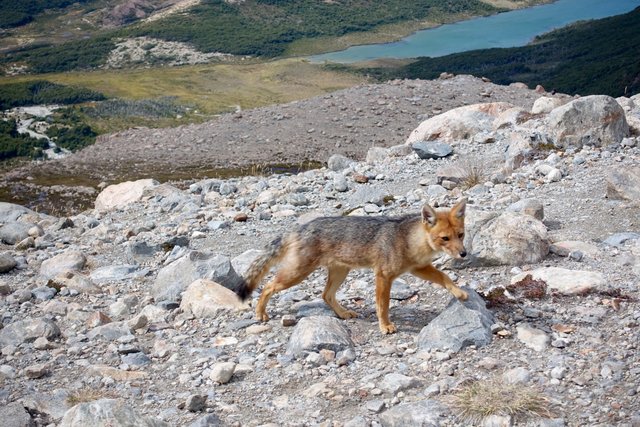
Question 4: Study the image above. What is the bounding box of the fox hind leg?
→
[255,262,315,322]
[322,266,357,320]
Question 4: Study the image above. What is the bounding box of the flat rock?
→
[511,267,604,295]
[550,241,600,258]
[416,288,493,353]
[286,316,354,357]
[180,279,249,318]
[379,399,448,427]
[412,141,453,159]
[516,324,550,352]
[94,179,159,211]
[90,264,146,284]
[378,373,422,394]
[40,250,87,280]
[59,398,168,427]
[0,318,61,347]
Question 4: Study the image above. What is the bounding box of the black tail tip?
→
[235,282,251,301]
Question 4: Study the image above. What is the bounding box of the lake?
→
[309,0,640,63]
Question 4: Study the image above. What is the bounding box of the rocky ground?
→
[0,76,554,215]
[0,77,640,427]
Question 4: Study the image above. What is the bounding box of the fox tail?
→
[234,236,286,301]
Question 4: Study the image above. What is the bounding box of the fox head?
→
[421,198,467,259]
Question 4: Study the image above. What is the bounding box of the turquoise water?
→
[309,0,640,63]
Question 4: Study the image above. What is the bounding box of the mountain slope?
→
[374,6,640,97]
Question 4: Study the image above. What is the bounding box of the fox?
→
[234,199,469,334]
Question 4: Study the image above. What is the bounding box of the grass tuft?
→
[66,388,115,406]
[445,378,554,424]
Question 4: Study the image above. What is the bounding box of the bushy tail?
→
[235,236,286,301]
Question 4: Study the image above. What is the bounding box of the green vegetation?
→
[367,6,640,97]
[132,0,497,57]
[0,0,92,28]
[0,119,48,160]
[0,80,106,109]
[3,37,117,74]
[46,108,97,152]
[1,0,498,74]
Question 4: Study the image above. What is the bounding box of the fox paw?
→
[379,322,397,334]
[456,289,469,301]
[256,311,270,322]
[338,310,358,320]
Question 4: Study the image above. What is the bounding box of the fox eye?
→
[442,236,450,241]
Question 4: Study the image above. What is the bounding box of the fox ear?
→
[421,204,438,226]
[451,198,467,219]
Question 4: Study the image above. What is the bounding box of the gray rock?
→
[0,318,61,347]
[39,250,87,280]
[185,394,208,412]
[286,316,354,357]
[416,288,494,353]
[31,286,56,302]
[187,414,223,427]
[0,253,17,273]
[506,199,544,220]
[606,167,640,201]
[603,232,640,247]
[128,241,160,263]
[90,264,145,284]
[20,389,72,422]
[209,362,236,384]
[333,174,348,192]
[231,249,263,277]
[121,352,151,367]
[412,141,453,159]
[0,202,35,223]
[366,146,389,164]
[152,250,243,302]
[87,321,133,341]
[548,95,629,147]
[379,373,422,394]
[295,299,337,318]
[390,279,416,300]
[0,221,32,245]
[516,324,550,352]
[59,398,168,427]
[465,211,549,266]
[343,415,368,427]
[0,401,35,427]
[327,154,354,171]
[379,399,448,427]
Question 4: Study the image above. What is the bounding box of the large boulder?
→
[0,221,34,245]
[415,288,493,353]
[180,279,249,318]
[0,202,36,222]
[151,250,243,302]
[606,167,640,202]
[462,211,549,266]
[59,399,168,427]
[379,399,448,427]
[94,179,158,211]
[406,102,515,144]
[547,95,629,147]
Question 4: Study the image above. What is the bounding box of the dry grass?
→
[456,157,490,190]
[0,58,367,116]
[66,387,116,406]
[446,378,554,424]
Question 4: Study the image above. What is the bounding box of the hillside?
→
[0,76,638,426]
[0,0,504,74]
[370,6,640,97]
